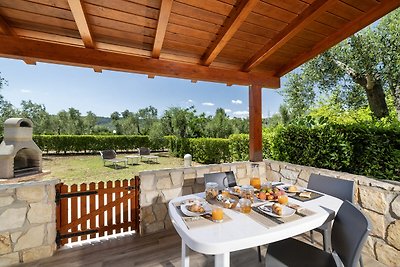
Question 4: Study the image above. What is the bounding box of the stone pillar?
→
[0,179,59,266]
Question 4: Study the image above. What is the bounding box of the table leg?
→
[215,253,230,267]
[181,240,190,267]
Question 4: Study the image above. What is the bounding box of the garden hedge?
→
[33,135,151,153]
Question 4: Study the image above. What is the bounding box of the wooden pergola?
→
[0,0,398,161]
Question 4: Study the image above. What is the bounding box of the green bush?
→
[190,138,230,164]
[33,135,150,154]
[229,134,249,161]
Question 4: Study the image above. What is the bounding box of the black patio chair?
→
[265,200,371,267]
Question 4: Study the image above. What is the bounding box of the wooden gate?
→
[55,177,140,247]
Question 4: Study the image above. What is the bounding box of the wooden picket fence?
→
[55,177,140,246]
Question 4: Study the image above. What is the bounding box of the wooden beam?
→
[152,0,173,58]
[249,84,263,162]
[148,75,155,79]
[0,14,16,36]
[242,0,337,72]
[23,59,36,65]
[0,36,280,88]
[202,0,259,66]
[277,0,400,76]
[93,67,102,73]
[68,0,95,49]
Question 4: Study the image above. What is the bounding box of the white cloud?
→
[188,99,194,103]
[224,109,232,113]
[20,89,31,93]
[232,99,242,104]
[233,111,249,117]
[202,102,214,106]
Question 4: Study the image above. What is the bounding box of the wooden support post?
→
[249,84,263,162]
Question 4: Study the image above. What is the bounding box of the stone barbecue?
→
[0,118,42,179]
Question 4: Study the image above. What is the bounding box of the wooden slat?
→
[89,182,96,238]
[70,184,78,242]
[106,180,113,236]
[122,179,129,232]
[249,84,262,162]
[114,180,121,233]
[59,184,69,245]
[202,0,259,66]
[242,0,338,71]
[79,183,87,241]
[0,36,280,88]
[130,178,136,230]
[68,0,94,48]
[152,0,173,58]
[98,181,105,237]
[135,177,140,232]
[277,0,400,76]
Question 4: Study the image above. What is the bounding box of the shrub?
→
[190,138,230,164]
[33,135,150,154]
[229,134,249,161]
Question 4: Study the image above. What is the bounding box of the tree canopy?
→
[282,8,400,121]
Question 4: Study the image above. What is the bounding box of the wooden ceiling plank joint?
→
[68,0,95,49]
[0,14,17,36]
[242,0,338,72]
[201,0,259,66]
[152,0,174,59]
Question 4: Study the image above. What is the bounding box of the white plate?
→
[258,203,295,218]
[180,202,211,217]
[277,185,305,194]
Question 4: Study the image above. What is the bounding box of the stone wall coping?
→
[263,159,400,192]
[0,178,60,190]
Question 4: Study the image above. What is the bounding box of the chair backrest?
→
[100,150,116,159]
[332,201,371,267]
[138,147,150,156]
[204,171,237,190]
[307,173,354,202]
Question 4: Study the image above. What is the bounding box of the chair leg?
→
[310,230,314,244]
[322,230,332,252]
[257,246,262,262]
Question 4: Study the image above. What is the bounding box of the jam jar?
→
[205,182,219,201]
[240,185,254,202]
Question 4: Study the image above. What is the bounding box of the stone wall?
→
[139,159,399,266]
[0,179,59,266]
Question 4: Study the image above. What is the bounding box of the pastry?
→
[299,191,311,198]
[288,185,298,192]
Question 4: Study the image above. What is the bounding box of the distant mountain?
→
[96,117,112,125]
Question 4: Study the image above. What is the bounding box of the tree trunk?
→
[353,75,389,119]
[393,83,400,121]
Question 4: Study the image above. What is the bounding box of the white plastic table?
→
[168,187,343,267]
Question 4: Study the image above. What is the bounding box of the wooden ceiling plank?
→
[0,13,16,35]
[68,0,95,48]
[202,0,259,66]
[242,0,338,71]
[277,0,400,76]
[152,0,173,58]
[0,36,280,88]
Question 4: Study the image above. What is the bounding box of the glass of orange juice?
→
[277,194,288,205]
[212,207,224,222]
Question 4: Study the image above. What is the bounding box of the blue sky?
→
[0,57,284,118]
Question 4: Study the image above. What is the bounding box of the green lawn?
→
[42,152,188,185]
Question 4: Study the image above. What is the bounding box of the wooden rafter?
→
[152,0,173,58]
[0,14,15,36]
[242,0,337,72]
[68,0,95,49]
[202,0,259,66]
[277,0,400,76]
[0,36,280,88]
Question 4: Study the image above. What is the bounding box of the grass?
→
[42,152,188,185]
